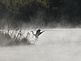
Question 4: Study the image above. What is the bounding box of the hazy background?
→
[0,0,81,29]
[0,1,81,61]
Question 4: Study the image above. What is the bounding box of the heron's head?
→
[37,29,41,32]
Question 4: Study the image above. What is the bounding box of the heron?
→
[26,29,45,44]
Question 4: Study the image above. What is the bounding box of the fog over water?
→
[0,0,81,61]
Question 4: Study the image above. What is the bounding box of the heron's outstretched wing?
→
[35,31,45,38]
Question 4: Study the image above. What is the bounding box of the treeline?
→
[0,0,64,28]
[0,0,47,12]
[0,0,63,17]
[0,0,48,19]
[0,0,80,28]
[0,0,48,8]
